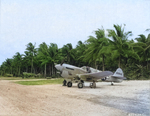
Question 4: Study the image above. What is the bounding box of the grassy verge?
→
[15,78,64,85]
[0,77,48,80]
[0,77,23,80]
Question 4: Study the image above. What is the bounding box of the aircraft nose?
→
[55,64,63,71]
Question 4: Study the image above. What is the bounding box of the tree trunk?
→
[31,58,34,73]
[102,55,105,71]
[49,64,51,77]
[11,67,12,74]
[118,56,121,68]
[52,64,54,75]
[17,66,20,77]
[49,64,52,76]
[26,66,27,72]
[4,70,5,76]
[44,63,46,78]
[95,61,97,69]
[147,57,149,70]
[19,66,20,76]
[54,66,56,75]
[31,61,32,73]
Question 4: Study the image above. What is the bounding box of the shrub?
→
[22,72,36,78]
[5,73,13,77]
[35,73,42,78]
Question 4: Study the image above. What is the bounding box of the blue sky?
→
[0,0,150,65]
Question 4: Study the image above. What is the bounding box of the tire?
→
[90,83,93,88]
[78,82,83,88]
[111,82,114,85]
[67,82,72,87]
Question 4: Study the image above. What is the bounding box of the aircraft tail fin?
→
[112,68,126,79]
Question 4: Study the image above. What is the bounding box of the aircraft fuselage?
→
[105,76,123,83]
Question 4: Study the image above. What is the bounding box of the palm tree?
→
[23,51,31,73]
[38,42,59,77]
[48,43,59,76]
[107,24,133,68]
[25,43,37,73]
[13,52,22,76]
[135,34,150,69]
[61,43,75,65]
[0,62,7,76]
[5,58,13,74]
[75,41,87,67]
[38,42,50,77]
[84,28,109,71]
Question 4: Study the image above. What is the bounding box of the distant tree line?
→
[0,24,150,79]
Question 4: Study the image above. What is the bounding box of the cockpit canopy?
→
[80,66,101,73]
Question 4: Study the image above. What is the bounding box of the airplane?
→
[55,63,126,88]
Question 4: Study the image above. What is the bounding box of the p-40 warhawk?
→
[55,64,126,88]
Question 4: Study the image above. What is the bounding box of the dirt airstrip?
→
[0,80,150,116]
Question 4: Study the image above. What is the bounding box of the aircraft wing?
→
[76,71,113,81]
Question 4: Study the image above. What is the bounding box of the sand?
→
[0,80,149,116]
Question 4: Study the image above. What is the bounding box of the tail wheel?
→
[111,82,114,85]
[78,82,83,88]
[67,82,72,87]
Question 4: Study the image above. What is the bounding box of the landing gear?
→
[63,80,67,86]
[67,81,72,87]
[111,82,114,85]
[78,82,83,88]
[90,81,96,88]
[78,80,84,88]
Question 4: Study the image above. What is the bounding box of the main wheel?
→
[67,81,72,87]
[78,82,83,88]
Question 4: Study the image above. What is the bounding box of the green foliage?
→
[0,24,150,80]
[23,72,36,78]
[61,43,75,64]
[4,73,13,77]
[35,73,42,78]
[124,64,150,80]
[107,24,133,68]
[51,73,61,78]
[84,28,109,70]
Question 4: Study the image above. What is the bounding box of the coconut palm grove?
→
[0,24,150,79]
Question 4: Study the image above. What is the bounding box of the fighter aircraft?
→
[55,63,126,88]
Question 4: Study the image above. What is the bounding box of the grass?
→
[0,77,23,80]
[0,77,48,80]
[15,78,64,85]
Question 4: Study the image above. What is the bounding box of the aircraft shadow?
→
[61,85,103,89]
